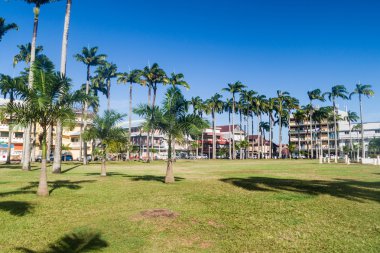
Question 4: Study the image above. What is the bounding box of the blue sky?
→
[0,0,379,141]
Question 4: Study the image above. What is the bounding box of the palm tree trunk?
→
[107,79,111,111]
[333,100,338,163]
[232,96,235,159]
[310,106,313,159]
[165,135,174,183]
[212,110,216,160]
[251,115,254,158]
[55,0,72,173]
[359,95,365,162]
[6,112,13,164]
[82,65,91,165]
[349,121,353,159]
[46,124,52,162]
[257,117,260,158]
[23,5,40,171]
[239,111,243,160]
[279,112,282,159]
[127,81,132,161]
[101,154,107,176]
[298,123,301,156]
[327,123,331,163]
[269,114,273,158]
[228,111,231,159]
[37,126,49,196]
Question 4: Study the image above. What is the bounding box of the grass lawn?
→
[0,159,379,252]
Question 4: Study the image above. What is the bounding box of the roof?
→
[217,125,243,133]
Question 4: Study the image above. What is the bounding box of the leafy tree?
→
[75,46,107,165]
[0,75,23,164]
[13,43,43,67]
[96,61,118,111]
[350,84,375,161]
[135,87,207,183]
[84,110,127,176]
[117,69,143,160]
[169,73,189,89]
[205,94,224,159]
[0,17,18,42]
[5,60,84,196]
[222,81,246,159]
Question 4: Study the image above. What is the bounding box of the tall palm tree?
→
[53,0,72,173]
[323,85,349,163]
[259,121,270,157]
[5,60,84,196]
[117,69,142,160]
[223,98,233,159]
[222,81,246,159]
[136,87,207,183]
[0,17,18,42]
[13,43,43,67]
[344,110,359,159]
[74,46,107,165]
[21,0,60,171]
[350,84,375,162]
[95,61,118,111]
[252,95,267,158]
[84,110,127,176]
[142,63,167,161]
[267,98,276,158]
[205,94,224,159]
[274,90,292,158]
[307,89,325,158]
[293,109,307,156]
[0,75,23,164]
[240,90,257,158]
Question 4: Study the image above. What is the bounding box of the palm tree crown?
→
[0,17,18,42]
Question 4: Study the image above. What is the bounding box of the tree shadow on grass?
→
[0,163,39,171]
[16,230,108,253]
[0,201,33,216]
[221,177,380,203]
[124,175,185,183]
[0,180,96,197]
[61,164,82,174]
[85,172,128,177]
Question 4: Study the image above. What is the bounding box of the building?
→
[0,99,93,161]
[289,107,380,158]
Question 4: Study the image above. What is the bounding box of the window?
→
[14,132,23,138]
[71,137,79,143]
[376,130,380,134]
[0,131,9,137]
[344,131,349,135]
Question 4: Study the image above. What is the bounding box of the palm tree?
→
[240,90,257,158]
[205,94,224,159]
[350,84,375,162]
[323,85,349,163]
[21,0,59,171]
[293,109,307,156]
[267,98,276,158]
[274,90,292,158]
[53,0,73,173]
[5,60,84,196]
[344,110,359,159]
[169,73,190,89]
[95,61,118,111]
[0,75,23,164]
[307,89,325,158]
[117,69,142,160]
[222,81,246,159]
[0,17,18,42]
[142,63,168,161]
[13,43,44,67]
[223,98,233,159]
[135,87,207,183]
[84,110,127,176]
[259,121,270,157]
[74,46,107,165]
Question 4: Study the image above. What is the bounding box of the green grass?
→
[0,160,379,252]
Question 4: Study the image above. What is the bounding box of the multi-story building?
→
[338,121,380,155]
[289,109,348,157]
[0,99,93,161]
[289,107,380,157]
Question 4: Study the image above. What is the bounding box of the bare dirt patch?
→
[140,209,179,219]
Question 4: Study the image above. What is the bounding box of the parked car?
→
[61,154,73,161]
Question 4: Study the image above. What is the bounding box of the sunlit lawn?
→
[0,159,379,252]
